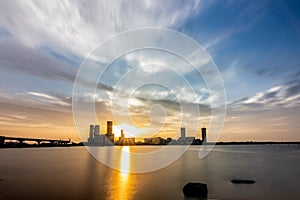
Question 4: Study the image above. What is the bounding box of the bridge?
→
[0,136,70,147]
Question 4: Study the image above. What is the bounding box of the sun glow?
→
[113,124,141,138]
[113,125,122,137]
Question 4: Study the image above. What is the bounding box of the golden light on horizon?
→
[114,124,142,138]
[113,125,122,137]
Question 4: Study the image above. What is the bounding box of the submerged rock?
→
[231,179,255,184]
[183,182,208,198]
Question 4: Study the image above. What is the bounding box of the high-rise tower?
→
[94,125,100,136]
[121,129,125,138]
[180,127,186,140]
[107,121,113,134]
[119,129,125,145]
[105,121,114,144]
[88,124,100,144]
[201,127,207,143]
[89,125,94,139]
[180,126,186,144]
[88,123,114,146]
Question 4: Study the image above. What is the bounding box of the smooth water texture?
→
[0,145,300,200]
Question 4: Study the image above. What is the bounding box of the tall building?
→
[105,121,114,144]
[88,124,114,146]
[88,125,100,144]
[144,137,161,145]
[181,127,186,139]
[89,125,94,141]
[107,121,113,134]
[201,127,207,143]
[121,129,125,138]
[119,130,125,145]
[179,126,186,144]
[94,125,100,136]
[119,130,135,145]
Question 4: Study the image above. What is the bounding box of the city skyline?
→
[0,1,299,142]
[86,120,208,146]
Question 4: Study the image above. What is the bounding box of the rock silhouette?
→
[231,179,255,184]
[183,182,208,198]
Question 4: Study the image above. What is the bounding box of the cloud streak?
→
[231,76,300,110]
[0,0,202,56]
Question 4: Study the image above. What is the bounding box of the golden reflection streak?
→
[107,146,134,200]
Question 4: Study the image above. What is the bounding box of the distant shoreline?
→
[1,141,300,148]
[214,141,300,145]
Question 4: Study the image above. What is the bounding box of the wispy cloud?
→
[28,92,70,106]
[230,76,300,110]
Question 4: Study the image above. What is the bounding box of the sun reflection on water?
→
[106,146,134,200]
[120,146,130,173]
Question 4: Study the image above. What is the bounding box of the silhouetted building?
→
[144,137,162,145]
[89,125,94,139]
[193,139,201,145]
[179,126,191,144]
[181,126,186,139]
[105,121,114,144]
[107,121,113,134]
[0,136,4,147]
[201,127,207,143]
[88,125,99,144]
[177,126,196,144]
[105,133,114,144]
[94,125,100,136]
[88,124,114,146]
[121,129,125,137]
[94,134,111,145]
[88,126,93,143]
[125,138,135,145]
[185,137,195,144]
[167,137,173,144]
[118,130,135,145]
[119,129,125,145]
[144,138,152,144]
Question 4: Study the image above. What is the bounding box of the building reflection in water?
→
[106,146,135,200]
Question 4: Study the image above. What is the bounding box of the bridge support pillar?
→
[0,137,5,147]
[18,140,24,146]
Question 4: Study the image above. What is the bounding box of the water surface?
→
[0,145,299,200]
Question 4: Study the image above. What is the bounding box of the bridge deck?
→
[0,136,70,145]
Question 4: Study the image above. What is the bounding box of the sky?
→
[0,0,299,142]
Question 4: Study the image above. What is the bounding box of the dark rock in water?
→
[183,182,208,198]
[231,179,255,184]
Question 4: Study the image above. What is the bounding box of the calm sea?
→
[0,145,300,200]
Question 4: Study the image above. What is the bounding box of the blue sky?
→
[182,1,300,100]
[0,0,299,141]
